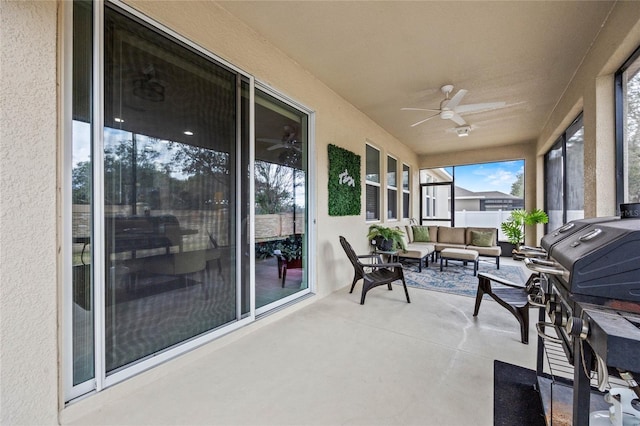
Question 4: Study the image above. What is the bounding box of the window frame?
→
[386,155,398,221]
[615,44,640,207]
[402,163,410,220]
[365,143,381,222]
[543,113,584,231]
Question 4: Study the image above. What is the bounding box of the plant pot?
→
[498,241,517,258]
[286,258,303,269]
[374,236,393,251]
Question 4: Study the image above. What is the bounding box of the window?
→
[616,46,640,206]
[387,156,397,220]
[544,114,584,231]
[402,163,410,219]
[420,161,524,236]
[365,144,380,221]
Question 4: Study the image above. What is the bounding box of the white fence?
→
[454,210,514,242]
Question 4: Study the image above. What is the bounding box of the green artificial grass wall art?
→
[328,144,361,216]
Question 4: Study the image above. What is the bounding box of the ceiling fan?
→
[257,125,301,152]
[402,85,506,128]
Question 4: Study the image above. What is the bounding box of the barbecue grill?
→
[521,205,640,425]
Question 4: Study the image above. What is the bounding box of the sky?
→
[451,160,524,194]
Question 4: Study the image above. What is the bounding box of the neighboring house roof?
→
[455,186,521,200]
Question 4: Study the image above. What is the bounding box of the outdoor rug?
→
[403,260,528,298]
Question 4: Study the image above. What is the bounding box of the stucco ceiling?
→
[217,1,615,156]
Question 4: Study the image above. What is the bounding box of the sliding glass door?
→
[254,89,309,312]
[67,1,253,399]
[66,0,313,401]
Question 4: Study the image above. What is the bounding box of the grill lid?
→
[540,216,618,253]
[548,219,640,302]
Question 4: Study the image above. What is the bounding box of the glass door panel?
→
[70,0,94,389]
[254,89,308,310]
[103,5,242,374]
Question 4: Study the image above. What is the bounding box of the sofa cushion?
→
[435,243,467,252]
[437,227,466,245]
[466,245,502,257]
[396,226,410,249]
[412,226,431,242]
[465,227,497,246]
[470,230,494,247]
[400,243,433,259]
[428,226,439,242]
[403,225,413,243]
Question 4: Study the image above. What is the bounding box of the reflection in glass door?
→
[254,89,308,311]
[101,4,248,376]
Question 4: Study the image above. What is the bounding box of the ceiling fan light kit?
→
[455,125,471,137]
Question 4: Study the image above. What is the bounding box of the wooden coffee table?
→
[439,248,480,276]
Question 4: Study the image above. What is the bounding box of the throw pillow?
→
[412,226,430,242]
[471,230,493,247]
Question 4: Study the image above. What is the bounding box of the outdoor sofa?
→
[396,225,502,271]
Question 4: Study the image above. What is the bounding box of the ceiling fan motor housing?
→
[440,110,454,120]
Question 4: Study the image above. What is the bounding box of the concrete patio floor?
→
[62,258,538,425]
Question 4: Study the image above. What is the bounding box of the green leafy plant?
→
[500,209,549,245]
[275,234,303,261]
[366,224,406,251]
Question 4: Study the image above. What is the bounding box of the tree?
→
[510,171,524,198]
[626,70,640,202]
[72,161,91,204]
[254,161,294,214]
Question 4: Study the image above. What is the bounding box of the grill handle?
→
[536,322,563,344]
[519,245,547,254]
[579,227,603,241]
[553,222,575,236]
[516,245,548,258]
[524,257,565,276]
[527,294,545,308]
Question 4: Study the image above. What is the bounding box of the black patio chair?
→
[473,272,540,344]
[339,236,411,305]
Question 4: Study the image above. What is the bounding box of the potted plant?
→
[275,234,302,260]
[500,209,548,258]
[366,224,406,251]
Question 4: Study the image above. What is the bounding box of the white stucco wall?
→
[0,1,60,424]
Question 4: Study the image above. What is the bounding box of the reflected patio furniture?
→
[206,232,223,277]
[143,250,207,295]
[473,272,540,344]
[273,250,302,288]
[339,236,410,305]
[106,214,198,256]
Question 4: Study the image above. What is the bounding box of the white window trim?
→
[365,142,381,222]
[386,154,398,221]
[402,163,411,220]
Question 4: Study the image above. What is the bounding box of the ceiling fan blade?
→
[450,113,467,126]
[257,138,283,144]
[445,89,468,109]
[410,114,439,127]
[455,101,506,114]
[266,144,286,151]
[401,107,441,112]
